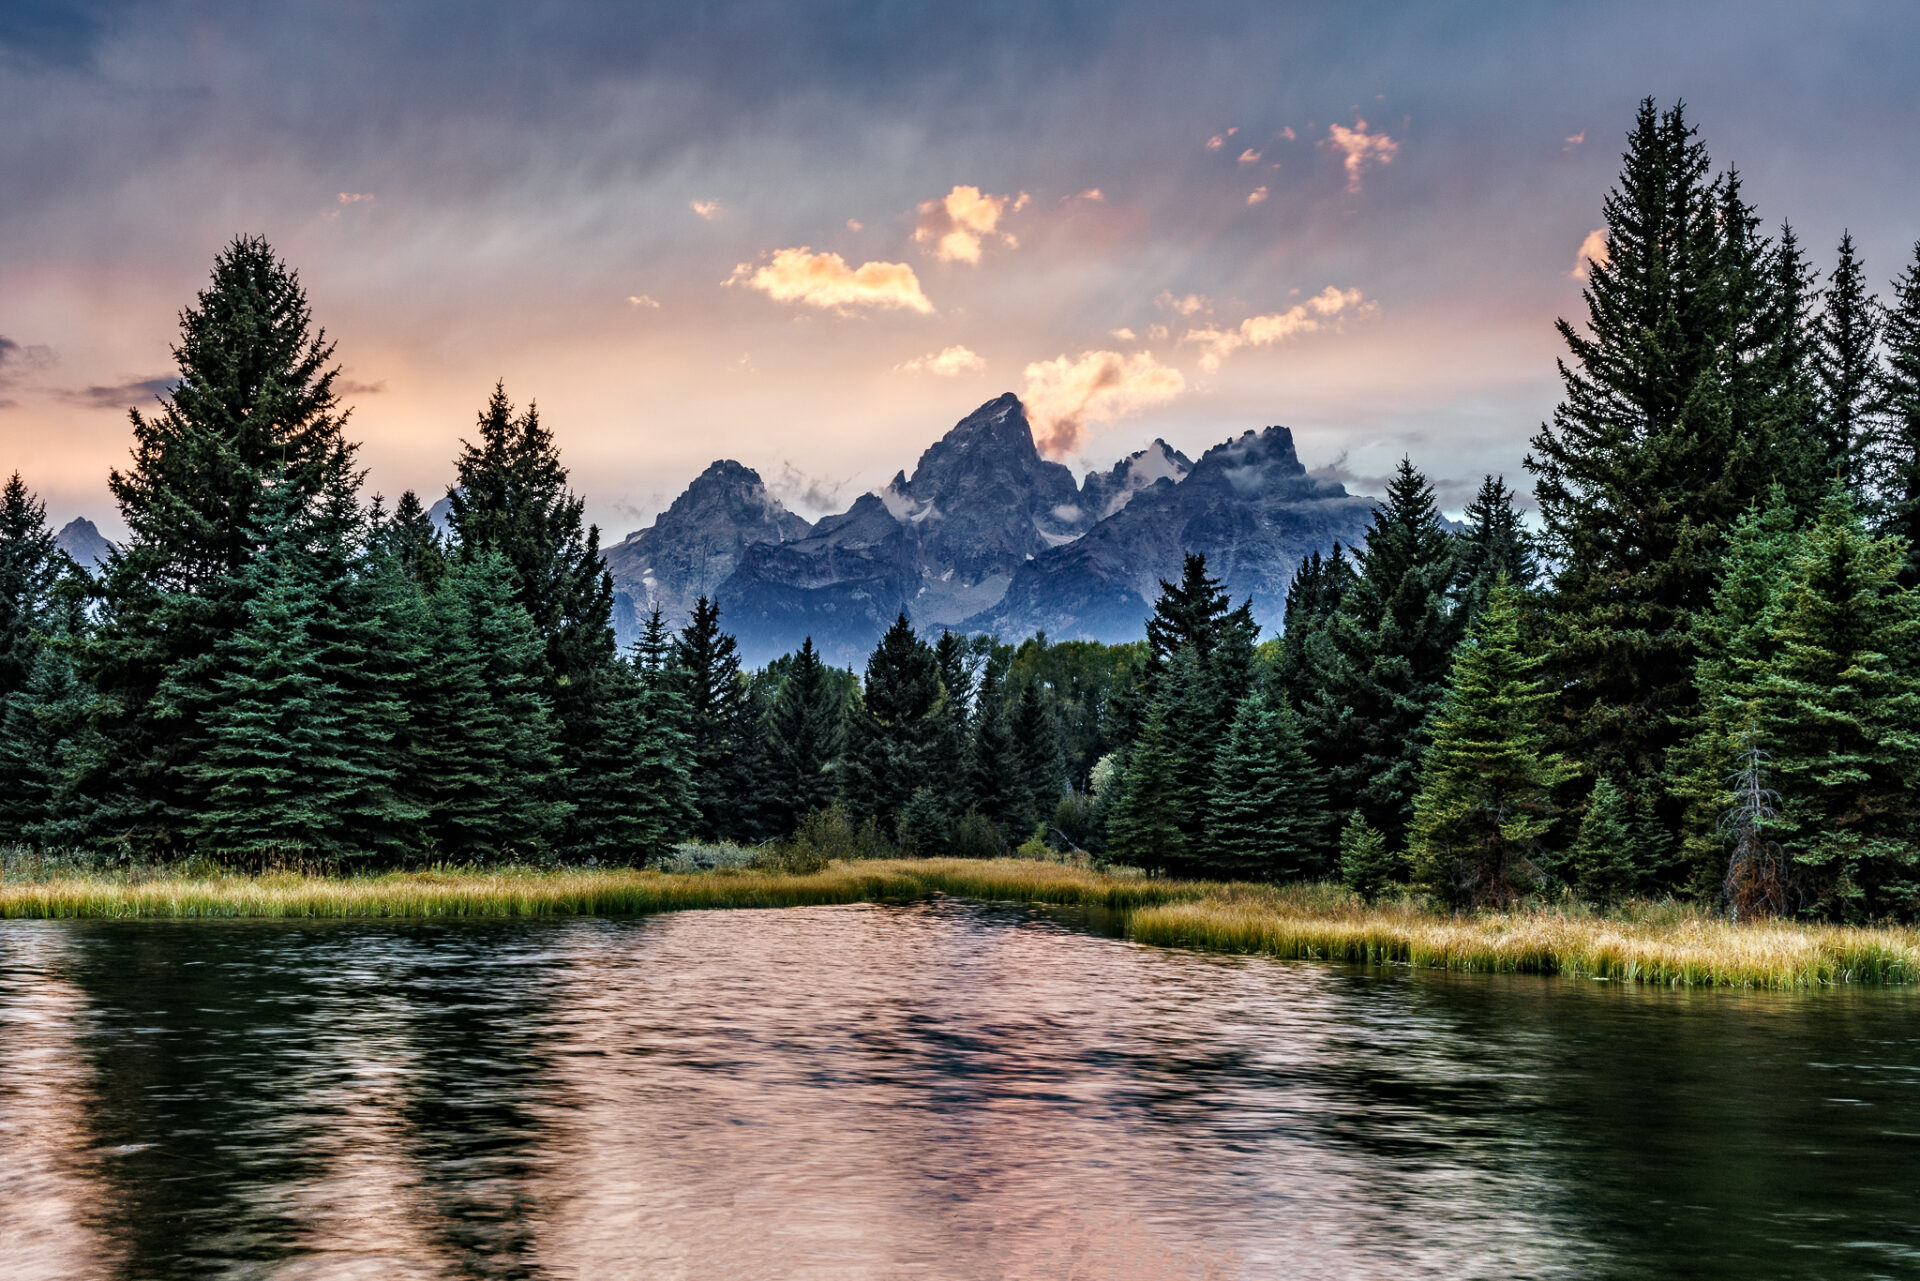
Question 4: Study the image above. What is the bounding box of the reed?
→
[5,857,1918,988]
[1127,892,1920,989]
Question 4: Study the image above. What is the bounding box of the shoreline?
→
[4,858,1915,989]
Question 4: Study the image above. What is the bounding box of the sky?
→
[2,1,1918,541]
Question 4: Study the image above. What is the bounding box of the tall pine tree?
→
[1814,232,1882,484]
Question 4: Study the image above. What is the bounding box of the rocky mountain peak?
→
[1080,438,1195,520]
[54,517,115,569]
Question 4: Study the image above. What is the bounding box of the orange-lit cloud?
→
[1571,228,1610,280]
[728,248,933,314]
[1184,285,1365,371]
[627,294,660,308]
[913,185,1026,264]
[1021,349,1185,457]
[898,344,985,376]
[1109,327,1136,341]
[336,192,374,204]
[1325,119,1398,191]
[846,217,863,231]
[1564,131,1586,149]
[691,199,723,220]
[1247,185,1269,206]
[1279,126,1297,141]
[1156,291,1208,316]
[1076,188,1106,202]
[1238,148,1262,164]
[1204,126,1239,151]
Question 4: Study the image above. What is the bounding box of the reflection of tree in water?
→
[60,919,572,1281]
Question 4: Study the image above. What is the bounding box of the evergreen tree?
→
[1875,242,1920,583]
[928,629,977,801]
[1526,102,1823,848]
[628,607,698,859]
[1302,458,1461,846]
[1339,811,1396,904]
[1571,775,1639,905]
[1454,475,1536,626]
[1011,678,1067,834]
[1814,232,1882,484]
[1144,553,1232,678]
[0,473,76,700]
[1273,546,1355,712]
[1108,694,1189,875]
[1204,692,1327,881]
[412,553,571,857]
[896,786,949,855]
[761,638,844,837]
[378,489,448,592]
[966,656,1027,836]
[673,596,751,840]
[1409,580,1572,909]
[0,639,102,848]
[86,236,355,846]
[1756,494,1920,918]
[841,613,942,831]
[446,382,620,847]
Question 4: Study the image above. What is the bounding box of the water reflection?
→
[1,901,1918,1278]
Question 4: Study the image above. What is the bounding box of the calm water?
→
[2,900,1919,1280]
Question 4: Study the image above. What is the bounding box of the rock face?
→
[602,460,812,641]
[605,395,1380,665]
[961,426,1377,641]
[54,518,114,569]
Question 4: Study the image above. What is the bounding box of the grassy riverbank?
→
[4,857,1916,988]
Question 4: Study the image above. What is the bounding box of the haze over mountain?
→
[604,393,1379,664]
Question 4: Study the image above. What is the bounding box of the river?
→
[1,898,1918,1279]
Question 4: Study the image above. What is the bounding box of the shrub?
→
[948,810,1006,860]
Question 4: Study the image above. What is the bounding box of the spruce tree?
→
[1875,242,1920,583]
[0,473,76,700]
[1814,232,1882,484]
[1454,475,1536,627]
[629,607,698,859]
[86,236,356,846]
[446,382,620,847]
[1526,102,1822,851]
[379,489,448,592]
[841,613,942,831]
[896,786,949,856]
[1571,775,1639,905]
[1339,811,1396,904]
[674,596,751,840]
[1756,494,1920,918]
[761,638,845,836]
[1302,458,1461,846]
[0,640,101,848]
[1011,679,1067,836]
[1409,580,1571,909]
[1204,692,1327,881]
[1108,695,1189,875]
[966,657,1027,837]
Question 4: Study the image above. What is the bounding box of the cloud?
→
[1109,327,1136,341]
[728,248,933,314]
[898,344,985,376]
[766,461,856,519]
[1279,126,1296,142]
[0,337,55,378]
[1238,148,1262,164]
[913,184,1025,264]
[691,199,722,220]
[1247,185,1269,206]
[1076,188,1105,202]
[1156,291,1208,316]
[1183,285,1365,372]
[845,218,863,231]
[337,192,374,204]
[337,378,387,395]
[627,293,661,308]
[1563,131,1586,150]
[1324,119,1399,191]
[1571,228,1609,280]
[1020,349,1185,458]
[51,375,178,409]
[1204,126,1239,151]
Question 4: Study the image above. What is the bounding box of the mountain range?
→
[606,392,1380,665]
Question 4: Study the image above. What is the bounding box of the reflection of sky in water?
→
[1,903,1918,1279]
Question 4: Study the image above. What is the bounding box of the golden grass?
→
[1129,890,1920,989]
[4,856,1916,988]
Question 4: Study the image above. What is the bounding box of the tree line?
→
[6,98,1920,921]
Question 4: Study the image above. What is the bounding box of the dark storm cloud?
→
[52,375,176,410]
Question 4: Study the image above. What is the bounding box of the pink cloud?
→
[1324,119,1399,192]
[1184,285,1366,371]
[1571,228,1610,280]
[1021,349,1185,457]
[914,185,1025,264]
[728,248,933,314]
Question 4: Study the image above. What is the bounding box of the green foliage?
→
[966,656,1027,836]
[1875,241,1920,583]
[761,638,846,836]
[1339,811,1397,905]
[1108,656,1197,874]
[948,809,1007,860]
[673,596,754,840]
[1814,232,1881,484]
[895,786,949,856]
[1409,580,1572,909]
[1005,634,1143,787]
[1454,474,1536,627]
[1302,458,1461,847]
[1203,692,1328,881]
[841,613,943,830]
[1572,775,1639,904]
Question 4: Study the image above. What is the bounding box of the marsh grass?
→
[4,854,1916,987]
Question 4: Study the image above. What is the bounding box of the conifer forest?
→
[7,99,1920,925]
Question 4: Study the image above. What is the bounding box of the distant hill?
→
[604,393,1381,665]
[54,517,115,569]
